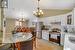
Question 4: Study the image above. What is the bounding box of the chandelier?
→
[17,18,25,22]
[16,18,25,26]
[0,0,8,8]
[33,0,44,17]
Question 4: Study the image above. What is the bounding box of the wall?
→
[0,8,2,42]
[6,18,15,33]
[0,8,3,31]
[0,8,1,30]
[0,8,3,43]
[5,17,37,33]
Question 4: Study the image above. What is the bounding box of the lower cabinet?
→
[16,39,33,50]
[42,30,49,41]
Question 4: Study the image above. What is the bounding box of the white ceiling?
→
[39,0,75,9]
[7,0,75,9]
[5,0,75,19]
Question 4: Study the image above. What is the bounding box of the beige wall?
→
[6,18,15,33]
[0,8,3,42]
[0,8,4,31]
[5,18,29,33]
[0,8,1,30]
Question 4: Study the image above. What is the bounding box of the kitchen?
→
[0,0,75,50]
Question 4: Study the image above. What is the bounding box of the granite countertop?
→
[3,32,32,43]
[64,32,75,35]
[64,32,75,50]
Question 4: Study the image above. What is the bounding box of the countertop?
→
[2,32,32,43]
[64,32,75,50]
[64,32,75,35]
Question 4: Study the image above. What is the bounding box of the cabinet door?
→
[61,16,67,25]
[42,30,49,40]
[60,34,65,46]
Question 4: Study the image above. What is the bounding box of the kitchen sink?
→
[69,37,75,44]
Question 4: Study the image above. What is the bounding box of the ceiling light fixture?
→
[0,0,8,8]
[33,0,44,17]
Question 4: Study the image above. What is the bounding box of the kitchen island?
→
[2,32,33,50]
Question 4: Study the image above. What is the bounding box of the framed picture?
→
[67,15,72,25]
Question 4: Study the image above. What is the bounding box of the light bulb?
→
[41,12,44,14]
[40,10,42,12]
[39,13,41,15]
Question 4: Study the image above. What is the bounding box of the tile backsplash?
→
[67,26,75,33]
[62,25,75,33]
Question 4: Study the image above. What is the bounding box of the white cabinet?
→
[61,15,67,26]
[61,12,74,26]
[42,30,49,40]
[64,8,75,26]
[60,33,65,46]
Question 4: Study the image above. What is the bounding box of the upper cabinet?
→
[40,9,75,26]
[67,8,75,26]
[60,11,74,26]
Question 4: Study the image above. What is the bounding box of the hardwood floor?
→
[34,39,63,50]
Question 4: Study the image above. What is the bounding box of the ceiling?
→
[39,0,75,9]
[4,0,75,18]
